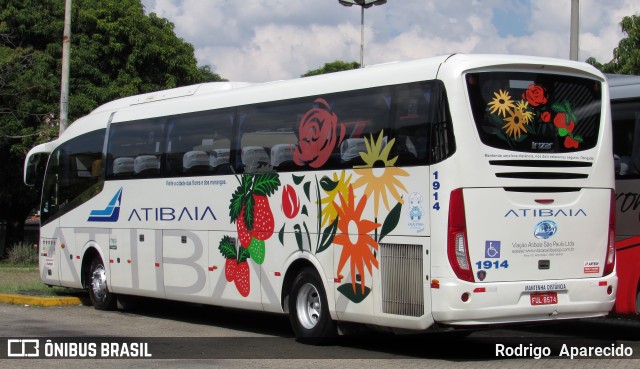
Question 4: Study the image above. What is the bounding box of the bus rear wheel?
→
[635,287,640,315]
[89,256,115,310]
[288,268,336,343]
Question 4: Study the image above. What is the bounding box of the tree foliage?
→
[587,15,640,75]
[0,0,225,253]
[301,60,360,77]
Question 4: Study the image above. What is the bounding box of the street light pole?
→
[59,0,72,135]
[569,0,579,61]
[338,0,387,68]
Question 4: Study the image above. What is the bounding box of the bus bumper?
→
[431,275,617,325]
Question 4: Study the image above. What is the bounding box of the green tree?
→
[301,60,360,77]
[0,0,225,254]
[587,15,640,75]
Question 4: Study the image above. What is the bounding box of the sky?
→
[139,0,640,83]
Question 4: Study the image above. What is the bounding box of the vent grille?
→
[495,172,588,179]
[380,243,424,317]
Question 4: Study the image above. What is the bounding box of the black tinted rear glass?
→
[467,72,601,153]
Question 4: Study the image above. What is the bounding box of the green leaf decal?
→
[294,224,304,252]
[218,236,237,259]
[317,218,338,254]
[292,174,305,185]
[301,205,308,216]
[558,128,569,137]
[319,176,339,192]
[244,194,255,231]
[337,283,371,303]
[514,133,528,143]
[379,201,402,242]
[482,125,500,135]
[253,173,281,196]
[278,224,285,246]
[237,246,251,262]
[551,102,566,113]
[303,221,312,253]
[303,181,311,201]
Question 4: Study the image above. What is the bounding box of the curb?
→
[0,293,83,307]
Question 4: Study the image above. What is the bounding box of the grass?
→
[0,265,83,297]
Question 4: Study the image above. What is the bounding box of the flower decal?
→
[281,184,300,219]
[352,131,408,217]
[522,83,548,107]
[333,185,381,298]
[485,83,585,149]
[293,98,345,168]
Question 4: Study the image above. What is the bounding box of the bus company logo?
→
[534,220,558,239]
[503,208,587,218]
[87,188,123,222]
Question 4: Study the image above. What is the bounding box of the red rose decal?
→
[522,84,548,107]
[564,136,579,149]
[281,184,300,219]
[541,111,551,123]
[293,98,345,168]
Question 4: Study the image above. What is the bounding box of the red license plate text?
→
[530,292,558,306]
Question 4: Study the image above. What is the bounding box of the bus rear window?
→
[466,72,602,153]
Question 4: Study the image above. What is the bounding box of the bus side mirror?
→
[24,153,48,187]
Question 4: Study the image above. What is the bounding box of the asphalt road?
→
[0,298,639,368]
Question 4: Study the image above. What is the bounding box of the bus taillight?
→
[603,189,616,276]
[447,188,474,282]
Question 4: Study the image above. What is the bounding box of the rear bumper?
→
[431,274,617,325]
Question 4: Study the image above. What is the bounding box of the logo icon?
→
[7,339,39,357]
[485,241,501,258]
[88,188,122,222]
[534,220,557,239]
[477,270,487,281]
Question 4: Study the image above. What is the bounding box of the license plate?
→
[530,292,558,306]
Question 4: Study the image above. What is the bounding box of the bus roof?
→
[607,73,640,100]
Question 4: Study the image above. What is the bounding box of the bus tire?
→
[635,286,640,315]
[288,267,336,343]
[88,256,115,310]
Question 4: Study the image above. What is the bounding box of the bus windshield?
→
[467,72,602,153]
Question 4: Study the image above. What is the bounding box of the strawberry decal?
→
[219,235,252,297]
[251,194,275,240]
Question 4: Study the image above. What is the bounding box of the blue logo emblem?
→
[485,241,501,258]
[88,188,122,222]
[534,220,557,239]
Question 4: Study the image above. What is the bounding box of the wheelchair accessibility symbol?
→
[485,241,501,258]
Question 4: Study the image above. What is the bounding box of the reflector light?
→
[603,190,616,276]
[447,189,474,282]
[534,199,554,204]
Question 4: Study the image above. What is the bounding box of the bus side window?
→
[612,100,640,179]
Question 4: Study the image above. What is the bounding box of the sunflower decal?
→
[353,131,408,217]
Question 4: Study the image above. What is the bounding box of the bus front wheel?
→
[288,268,336,342]
[89,256,115,310]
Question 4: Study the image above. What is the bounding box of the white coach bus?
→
[24,54,616,339]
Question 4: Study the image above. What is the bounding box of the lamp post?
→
[338,0,387,68]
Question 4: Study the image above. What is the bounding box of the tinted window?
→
[612,98,640,178]
[467,72,602,153]
[41,129,105,225]
[106,119,164,179]
[235,80,453,173]
[165,109,234,176]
